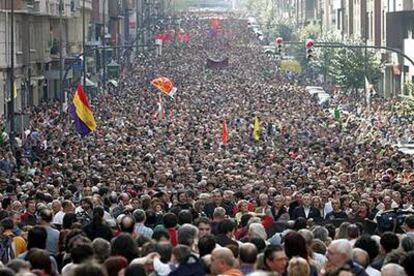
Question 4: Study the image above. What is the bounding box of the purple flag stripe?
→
[69,104,92,136]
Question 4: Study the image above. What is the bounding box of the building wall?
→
[0,0,93,117]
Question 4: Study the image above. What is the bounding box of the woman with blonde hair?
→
[235,200,254,225]
[288,257,310,276]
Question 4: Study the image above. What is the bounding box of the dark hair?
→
[402,236,414,252]
[293,217,307,230]
[152,230,170,242]
[380,232,399,254]
[104,256,128,276]
[354,235,379,262]
[73,261,109,276]
[124,263,147,276]
[240,214,253,228]
[195,217,211,227]
[325,223,337,240]
[172,245,191,264]
[133,209,146,223]
[226,244,239,258]
[155,242,173,263]
[239,244,258,264]
[62,213,77,229]
[347,224,360,239]
[27,249,52,275]
[178,210,193,225]
[71,242,94,264]
[111,233,139,263]
[405,215,414,229]
[401,251,414,276]
[27,226,47,250]
[162,213,178,228]
[1,198,11,210]
[136,236,151,248]
[120,215,136,234]
[249,237,266,253]
[264,244,284,261]
[218,219,236,234]
[92,206,105,226]
[198,235,216,257]
[0,218,13,230]
[0,268,16,276]
[284,231,308,260]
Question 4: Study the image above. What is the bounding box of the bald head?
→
[352,248,369,268]
[211,247,236,274]
[381,263,406,276]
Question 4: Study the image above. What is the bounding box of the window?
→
[15,21,23,54]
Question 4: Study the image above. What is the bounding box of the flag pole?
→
[82,0,86,91]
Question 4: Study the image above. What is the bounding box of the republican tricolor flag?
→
[69,83,97,136]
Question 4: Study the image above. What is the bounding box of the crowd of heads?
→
[0,10,413,276]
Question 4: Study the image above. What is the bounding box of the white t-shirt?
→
[366,265,381,276]
[52,211,65,225]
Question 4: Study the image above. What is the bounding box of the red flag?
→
[222,119,228,145]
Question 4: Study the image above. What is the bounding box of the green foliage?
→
[244,0,296,40]
[308,33,381,91]
[403,82,414,96]
[299,23,321,41]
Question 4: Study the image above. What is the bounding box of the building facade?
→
[0,0,93,119]
[293,0,414,97]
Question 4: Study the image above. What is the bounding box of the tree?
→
[328,48,381,92]
[308,34,381,92]
[299,22,321,41]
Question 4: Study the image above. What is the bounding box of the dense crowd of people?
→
[0,11,413,276]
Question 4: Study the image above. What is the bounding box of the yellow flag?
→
[13,81,17,98]
[253,117,260,143]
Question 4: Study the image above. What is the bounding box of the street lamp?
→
[59,0,64,112]
[8,0,15,141]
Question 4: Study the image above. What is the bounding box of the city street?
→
[0,1,414,276]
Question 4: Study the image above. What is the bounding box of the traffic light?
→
[305,39,314,60]
[275,37,283,55]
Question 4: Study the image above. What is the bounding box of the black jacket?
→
[215,234,239,248]
[169,254,205,276]
[325,211,348,220]
[83,222,113,242]
[292,206,321,220]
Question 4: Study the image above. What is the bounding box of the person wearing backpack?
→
[0,217,27,264]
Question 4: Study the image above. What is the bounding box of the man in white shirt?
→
[52,200,75,227]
